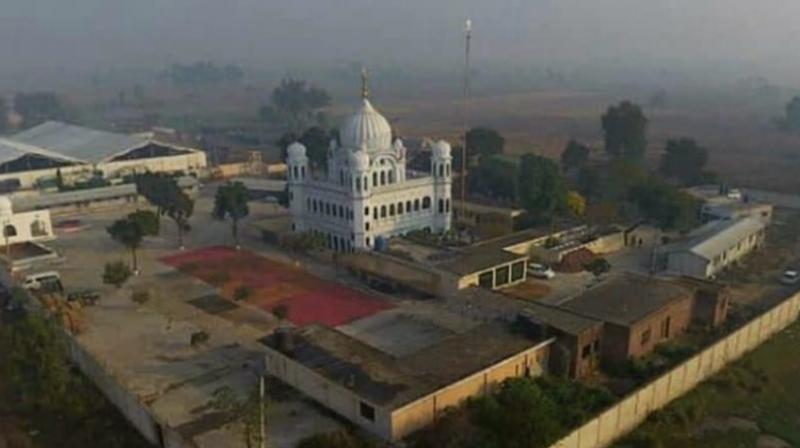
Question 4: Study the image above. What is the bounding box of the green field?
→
[615,320,800,448]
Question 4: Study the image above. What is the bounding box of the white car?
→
[22,271,61,290]
[780,269,800,285]
[528,263,555,280]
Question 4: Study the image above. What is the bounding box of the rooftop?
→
[669,217,765,260]
[263,321,551,409]
[558,273,692,327]
[521,302,601,335]
[435,246,526,276]
[12,121,150,163]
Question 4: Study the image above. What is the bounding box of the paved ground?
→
[27,189,344,448]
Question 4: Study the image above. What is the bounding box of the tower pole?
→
[460,19,472,222]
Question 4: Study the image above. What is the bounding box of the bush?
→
[233,285,253,302]
[272,304,289,320]
[131,290,150,305]
[190,331,210,347]
[102,261,131,288]
[584,258,611,277]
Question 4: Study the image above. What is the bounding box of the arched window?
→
[438,164,444,177]
[293,166,298,179]
[338,205,344,218]
[301,166,306,178]
[373,208,378,220]
[398,202,404,214]
[380,171,386,185]
[446,164,450,176]
[389,204,395,216]
[381,206,387,218]
[3,224,17,238]
[356,177,361,191]
[422,197,431,209]
[446,199,451,212]
[365,206,369,216]
[373,172,378,187]
[414,199,420,211]
[388,170,394,184]
[364,176,369,191]
[438,199,444,213]
[31,220,47,237]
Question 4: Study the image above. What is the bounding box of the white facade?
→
[286,93,452,252]
[0,196,54,246]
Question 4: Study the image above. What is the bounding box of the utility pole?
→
[460,18,472,224]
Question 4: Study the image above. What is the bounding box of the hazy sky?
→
[2,0,800,82]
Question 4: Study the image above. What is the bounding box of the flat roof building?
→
[263,322,553,441]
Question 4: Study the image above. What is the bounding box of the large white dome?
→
[339,99,392,152]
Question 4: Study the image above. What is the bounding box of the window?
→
[293,166,298,178]
[356,177,361,191]
[312,200,318,213]
[495,266,510,286]
[511,261,525,282]
[438,164,444,177]
[30,220,48,237]
[662,316,672,339]
[422,197,431,209]
[373,208,378,220]
[446,163,450,176]
[324,203,330,215]
[380,171,386,185]
[365,222,370,231]
[398,202,404,214]
[478,271,494,289]
[406,200,412,212]
[414,199,420,211]
[388,170,394,183]
[438,199,444,213]
[360,402,375,421]
[582,344,592,359]
[381,206,387,218]
[301,166,306,178]
[363,176,368,191]
[446,199,451,213]
[373,172,378,187]
[364,206,369,216]
[338,205,344,218]
[641,328,651,346]
[366,237,371,247]
[389,204,395,216]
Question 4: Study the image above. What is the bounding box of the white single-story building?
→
[662,218,765,279]
[0,121,207,190]
[0,195,54,246]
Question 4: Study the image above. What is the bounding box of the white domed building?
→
[286,79,452,252]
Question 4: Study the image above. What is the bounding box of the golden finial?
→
[361,67,369,100]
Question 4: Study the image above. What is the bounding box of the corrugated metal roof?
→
[11,121,149,163]
[0,137,83,165]
[680,218,764,260]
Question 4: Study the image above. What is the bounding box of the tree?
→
[629,179,700,231]
[566,191,586,218]
[128,210,159,236]
[14,92,69,128]
[466,127,505,160]
[560,140,591,172]
[107,217,145,274]
[601,101,648,160]
[102,261,132,288]
[658,138,710,185]
[299,126,334,170]
[260,78,331,132]
[518,154,568,223]
[468,155,519,203]
[164,186,194,250]
[213,181,250,249]
[136,172,194,248]
[584,258,611,277]
[472,378,564,448]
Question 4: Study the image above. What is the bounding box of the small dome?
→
[432,140,452,159]
[0,196,12,216]
[349,150,371,171]
[339,99,392,152]
[286,142,307,161]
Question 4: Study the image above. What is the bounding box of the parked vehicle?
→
[780,269,800,285]
[528,263,555,279]
[22,271,61,290]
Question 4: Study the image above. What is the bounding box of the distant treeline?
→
[161,61,244,86]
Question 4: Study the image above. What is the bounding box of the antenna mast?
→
[460,19,472,221]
